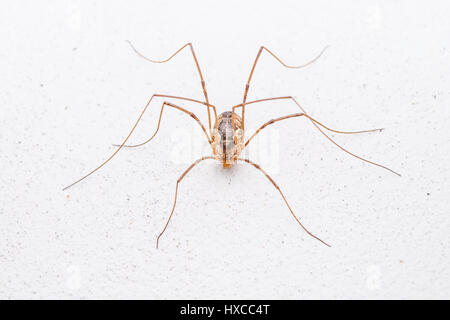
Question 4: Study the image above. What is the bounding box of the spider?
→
[64,42,400,248]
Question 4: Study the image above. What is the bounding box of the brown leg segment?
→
[245,112,383,146]
[114,101,212,148]
[233,96,400,176]
[156,156,215,249]
[237,158,331,247]
[63,94,211,191]
[234,46,329,138]
[127,41,217,134]
[245,113,307,147]
[63,94,158,190]
[233,96,384,135]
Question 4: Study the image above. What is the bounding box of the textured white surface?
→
[0,0,449,299]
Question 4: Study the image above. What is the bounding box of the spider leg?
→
[127,41,217,133]
[156,156,215,249]
[243,110,400,176]
[63,95,210,191]
[113,101,212,148]
[153,93,208,106]
[237,158,330,247]
[245,113,307,147]
[232,96,384,135]
[111,93,215,147]
[234,45,329,137]
[288,96,400,176]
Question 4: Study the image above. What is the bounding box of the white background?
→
[1,0,449,299]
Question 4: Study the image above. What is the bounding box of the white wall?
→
[0,0,449,299]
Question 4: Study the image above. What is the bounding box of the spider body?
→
[64,42,399,249]
[212,111,244,168]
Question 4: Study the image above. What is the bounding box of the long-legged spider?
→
[64,42,400,248]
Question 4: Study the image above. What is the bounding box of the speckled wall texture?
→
[0,0,449,299]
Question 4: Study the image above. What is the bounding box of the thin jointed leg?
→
[245,112,381,146]
[112,93,215,147]
[156,156,215,249]
[232,96,400,176]
[127,41,217,133]
[245,112,307,147]
[234,45,329,137]
[63,95,211,191]
[233,96,384,135]
[113,101,212,148]
[237,158,330,247]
